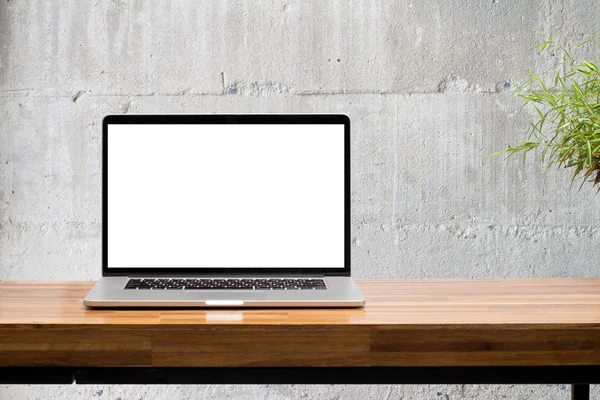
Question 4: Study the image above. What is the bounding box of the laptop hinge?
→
[127,273,326,278]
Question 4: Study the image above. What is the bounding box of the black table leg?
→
[572,384,590,400]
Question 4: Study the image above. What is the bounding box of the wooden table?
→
[1,279,600,399]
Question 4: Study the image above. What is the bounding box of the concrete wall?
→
[1,0,600,399]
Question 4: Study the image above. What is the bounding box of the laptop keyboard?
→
[124,278,327,290]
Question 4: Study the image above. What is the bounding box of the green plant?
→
[494,37,600,189]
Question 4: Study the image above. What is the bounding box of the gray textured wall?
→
[1,0,600,399]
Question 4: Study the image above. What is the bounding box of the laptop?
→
[83,114,365,308]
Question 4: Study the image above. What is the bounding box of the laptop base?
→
[84,276,364,308]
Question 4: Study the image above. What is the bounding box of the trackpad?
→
[190,292,266,301]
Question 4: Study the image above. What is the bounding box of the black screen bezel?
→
[102,114,351,277]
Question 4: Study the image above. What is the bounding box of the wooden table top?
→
[1,279,600,367]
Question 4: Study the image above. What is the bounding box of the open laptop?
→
[83,114,364,308]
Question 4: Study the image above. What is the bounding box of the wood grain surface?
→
[1,279,600,367]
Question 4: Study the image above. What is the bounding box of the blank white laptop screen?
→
[107,124,345,269]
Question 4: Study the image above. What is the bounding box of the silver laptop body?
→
[84,114,364,308]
